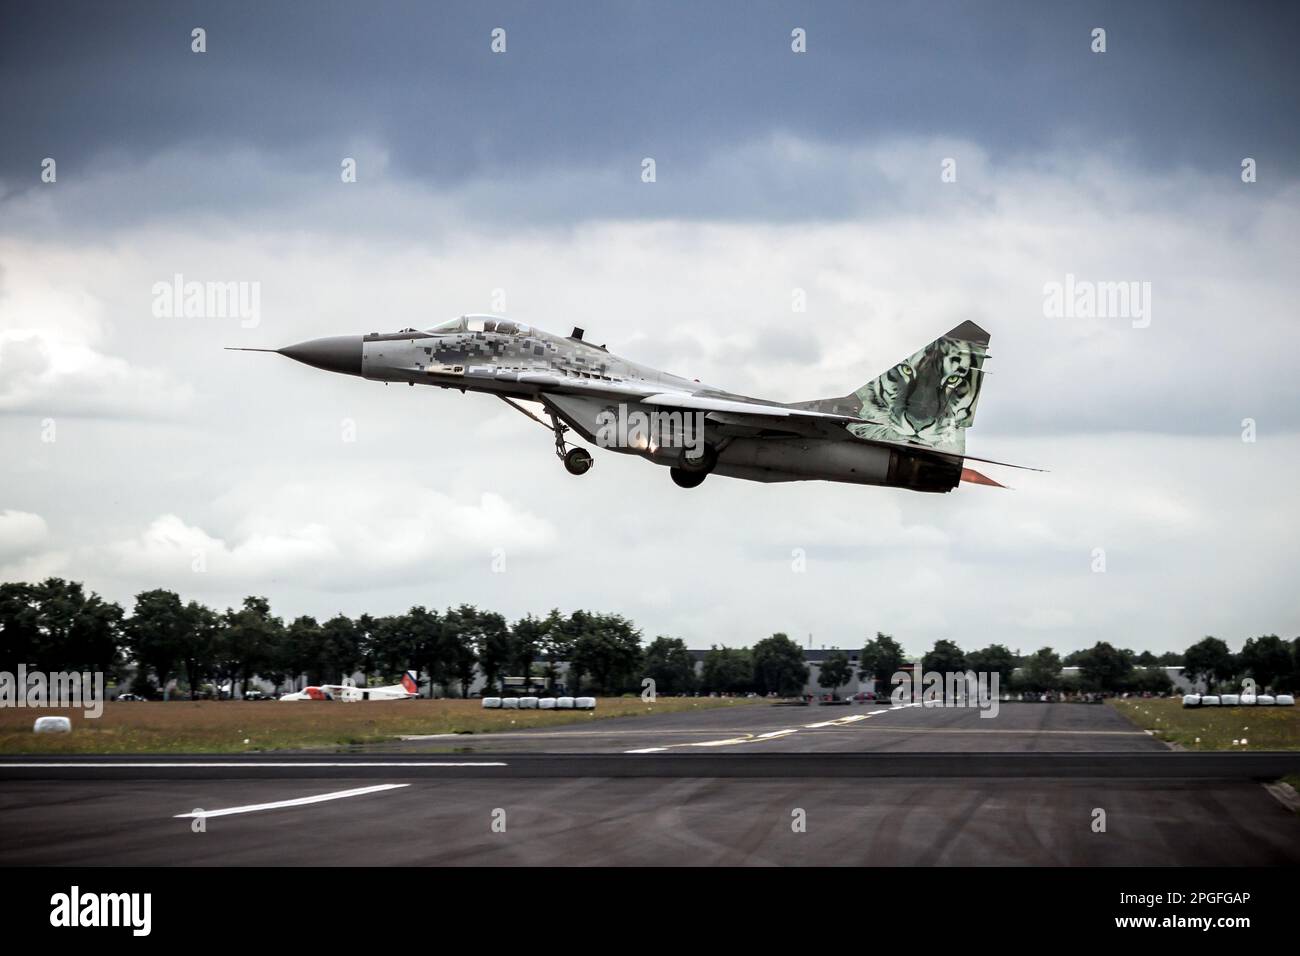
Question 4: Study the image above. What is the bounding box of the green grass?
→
[0,696,766,754]
[1110,698,1300,751]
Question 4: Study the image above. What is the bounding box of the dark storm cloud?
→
[2,0,1298,219]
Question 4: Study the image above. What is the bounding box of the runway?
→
[2,702,1298,866]
[388,697,1183,754]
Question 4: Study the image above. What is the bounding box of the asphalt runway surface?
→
[388,697,1179,754]
[2,702,1298,866]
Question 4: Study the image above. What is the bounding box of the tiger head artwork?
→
[847,330,987,455]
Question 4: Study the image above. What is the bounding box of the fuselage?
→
[264,315,974,491]
[360,315,711,399]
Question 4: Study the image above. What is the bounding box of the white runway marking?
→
[689,737,753,747]
[617,702,927,752]
[0,761,507,768]
[804,714,872,728]
[175,783,409,819]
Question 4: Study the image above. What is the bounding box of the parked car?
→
[116,693,144,702]
[848,691,877,703]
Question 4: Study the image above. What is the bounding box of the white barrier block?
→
[1276,694,1295,706]
[1201,695,1221,706]
[1220,694,1240,706]
[1182,694,1201,707]
[1240,694,1257,705]
[34,716,72,733]
[501,697,519,709]
[575,697,596,710]
[519,696,539,709]
[538,698,557,709]
[556,697,575,709]
[481,697,502,709]
[1258,695,1276,705]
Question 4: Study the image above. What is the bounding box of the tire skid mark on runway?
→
[911,788,993,866]
[174,783,410,819]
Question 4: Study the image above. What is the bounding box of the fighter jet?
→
[231,316,1030,491]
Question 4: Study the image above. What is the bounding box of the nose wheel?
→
[564,447,594,475]
[550,412,594,476]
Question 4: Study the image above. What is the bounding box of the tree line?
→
[0,579,647,698]
[1,579,1295,698]
[845,633,1299,696]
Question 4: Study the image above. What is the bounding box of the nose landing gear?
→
[497,395,596,477]
[564,447,594,475]
[547,412,594,476]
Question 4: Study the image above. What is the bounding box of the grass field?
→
[0,696,764,754]
[1111,698,1300,751]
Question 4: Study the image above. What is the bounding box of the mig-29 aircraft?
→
[231,316,1031,492]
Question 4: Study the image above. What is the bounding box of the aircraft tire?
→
[564,447,594,476]
[670,467,708,488]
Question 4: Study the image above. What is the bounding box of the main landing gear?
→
[669,444,718,489]
[669,467,707,488]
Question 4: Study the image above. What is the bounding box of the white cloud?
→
[0,255,194,417]
[0,509,49,562]
[90,483,555,593]
[0,510,66,580]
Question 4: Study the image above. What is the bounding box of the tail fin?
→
[845,321,990,455]
[401,670,419,695]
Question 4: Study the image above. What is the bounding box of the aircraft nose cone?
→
[278,335,363,377]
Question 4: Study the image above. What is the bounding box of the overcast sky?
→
[1,1,1297,657]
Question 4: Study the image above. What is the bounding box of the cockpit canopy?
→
[426,314,530,336]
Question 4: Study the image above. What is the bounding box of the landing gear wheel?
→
[670,466,708,488]
[679,443,719,474]
[564,447,594,476]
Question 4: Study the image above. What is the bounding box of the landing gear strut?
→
[548,411,593,476]
[497,396,594,477]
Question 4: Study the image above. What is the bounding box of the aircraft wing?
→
[639,392,858,423]
[510,371,851,420]
[541,382,1043,470]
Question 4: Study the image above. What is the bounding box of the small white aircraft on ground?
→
[279,671,420,701]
